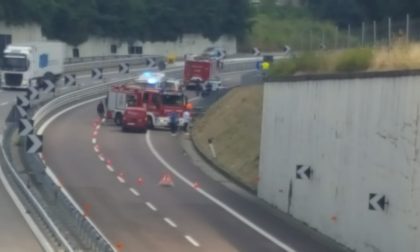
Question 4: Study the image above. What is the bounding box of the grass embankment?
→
[270,42,420,76]
[192,86,263,191]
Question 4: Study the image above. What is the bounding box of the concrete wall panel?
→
[259,75,420,252]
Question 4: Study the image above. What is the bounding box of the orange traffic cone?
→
[159,173,174,187]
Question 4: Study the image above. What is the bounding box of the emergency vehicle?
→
[183,58,218,90]
[105,76,189,131]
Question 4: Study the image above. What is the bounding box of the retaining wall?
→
[258,71,420,252]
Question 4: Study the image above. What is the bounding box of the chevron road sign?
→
[119,63,130,74]
[146,58,157,68]
[26,134,43,154]
[64,74,77,86]
[26,86,39,100]
[16,105,28,118]
[16,95,30,109]
[91,68,103,80]
[253,47,261,56]
[42,80,55,93]
[296,165,313,180]
[19,119,34,136]
[369,194,388,211]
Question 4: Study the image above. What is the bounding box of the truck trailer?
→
[0,41,65,89]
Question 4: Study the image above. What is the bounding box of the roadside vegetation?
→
[0,0,251,45]
[269,41,420,76]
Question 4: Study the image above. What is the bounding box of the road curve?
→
[42,73,346,252]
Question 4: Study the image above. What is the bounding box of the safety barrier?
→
[0,56,264,251]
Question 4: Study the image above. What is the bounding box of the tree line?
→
[0,0,251,45]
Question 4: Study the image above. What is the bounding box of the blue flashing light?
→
[142,72,152,78]
[147,78,158,84]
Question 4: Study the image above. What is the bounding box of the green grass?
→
[335,48,373,72]
[245,14,340,51]
[269,52,327,76]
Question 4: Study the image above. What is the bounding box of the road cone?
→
[159,173,174,187]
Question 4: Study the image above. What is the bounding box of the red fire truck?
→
[183,58,218,90]
[105,79,189,131]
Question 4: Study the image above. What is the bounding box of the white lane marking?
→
[185,235,200,247]
[130,188,140,196]
[98,155,105,162]
[92,138,97,144]
[0,101,9,106]
[117,176,126,184]
[145,132,296,252]
[146,202,157,212]
[95,125,101,130]
[106,165,114,172]
[164,217,177,228]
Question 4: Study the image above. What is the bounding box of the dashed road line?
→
[146,131,296,252]
[98,155,105,162]
[185,235,200,247]
[129,188,140,196]
[164,217,177,228]
[146,202,157,212]
[0,101,9,106]
[106,165,114,172]
[92,138,97,144]
[117,176,126,184]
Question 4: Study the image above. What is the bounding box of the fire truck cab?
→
[106,77,189,131]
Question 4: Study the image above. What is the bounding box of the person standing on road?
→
[182,107,192,135]
[169,111,179,136]
[97,101,105,119]
[195,80,202,97]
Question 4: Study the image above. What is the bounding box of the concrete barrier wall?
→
[258,74,420,252]
[0,22,236,58]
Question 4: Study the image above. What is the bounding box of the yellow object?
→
[167,53,176,64]
[262,61,270,70]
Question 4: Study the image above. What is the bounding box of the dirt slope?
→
[192,85,263,191]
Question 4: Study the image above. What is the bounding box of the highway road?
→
[42,71,347,252]
[0,63,184,251]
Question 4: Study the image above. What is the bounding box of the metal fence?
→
[292,14,419,51]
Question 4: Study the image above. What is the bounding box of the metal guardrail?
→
[0,56,263,252]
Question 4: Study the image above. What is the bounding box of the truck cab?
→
[1,42,65,89]
[142,88,188,129]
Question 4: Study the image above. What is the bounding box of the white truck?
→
[0,42,65,89]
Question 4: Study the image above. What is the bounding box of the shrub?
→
[335,48,373,72]
[269,52,326,76]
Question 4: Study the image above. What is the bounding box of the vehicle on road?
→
[106,80,190,131]
[202,46,227,60]
[0,41,65,89]
[183,58,218,90]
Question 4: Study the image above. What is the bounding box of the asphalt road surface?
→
[0,63,183,251]
[42,71,347,252]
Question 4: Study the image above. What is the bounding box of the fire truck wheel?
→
[147,116,154,129]
[114,113,123,126]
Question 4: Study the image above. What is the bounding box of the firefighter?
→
[182,105,192,135]
[195,79,202,97]
[169,111,179,136]
[97,101,105,119]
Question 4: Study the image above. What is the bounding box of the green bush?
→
[269,52,326,76]
[335,48,373,72]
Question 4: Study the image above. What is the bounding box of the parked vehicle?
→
[105,81,190,131]
[183,58,218,90]
[0,41,65,89]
